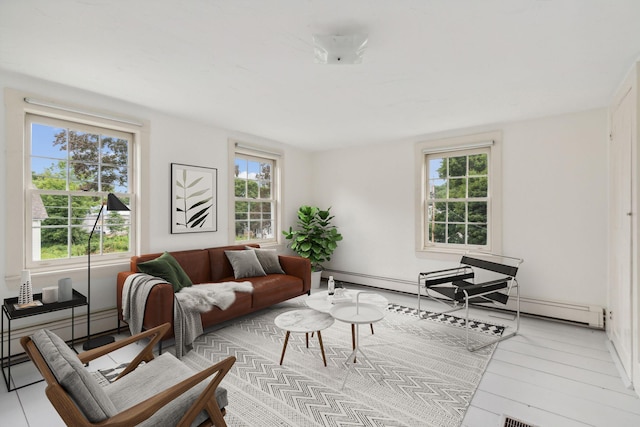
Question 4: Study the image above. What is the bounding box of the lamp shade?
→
[106,193,130,211]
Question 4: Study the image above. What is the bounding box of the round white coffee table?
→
[329,292,387,387]
[306,289,388,358]
[274,309,334,367]
[306,289,388,313]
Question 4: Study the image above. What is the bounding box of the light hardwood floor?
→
[2,286,639,426]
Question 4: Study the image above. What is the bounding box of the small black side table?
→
[1,289,87,392]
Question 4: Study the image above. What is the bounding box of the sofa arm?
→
[278,255,311,293]
[116,271,175,337]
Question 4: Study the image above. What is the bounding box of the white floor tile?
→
[0,383,29,427]
[16,381,65,427]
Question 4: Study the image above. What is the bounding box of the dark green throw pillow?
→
[137,252,193,292]
[161,252,193,288]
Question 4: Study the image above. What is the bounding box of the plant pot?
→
[311,270,322,289]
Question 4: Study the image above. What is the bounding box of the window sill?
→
[417,245,492,256]
[5,258,130,291]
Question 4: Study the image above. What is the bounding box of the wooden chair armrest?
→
[102,356,236,427]
[77,323,170,370]
[177,355,236,426]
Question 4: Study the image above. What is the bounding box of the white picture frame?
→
[171,163,217,233]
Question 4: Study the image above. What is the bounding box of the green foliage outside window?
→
[31,122,130,260]
[234,156,274,241]
[427,152,488,246]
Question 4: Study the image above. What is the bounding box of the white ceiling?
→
[2,0,640,151]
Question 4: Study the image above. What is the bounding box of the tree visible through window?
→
[426,150,489,247]
[234,154,275,242]
[28,114,132,263]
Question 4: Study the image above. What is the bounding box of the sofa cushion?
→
[137,252,193,292]
[245,247,285,274]
[225,250,266,279]
[249,275,305,309]
[207,244,259,282]
[105,353,228,427]
[32,329,117,422]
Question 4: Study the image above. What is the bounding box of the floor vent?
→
[501,415,539,427]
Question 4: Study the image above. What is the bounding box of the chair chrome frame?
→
[417,252,523,351]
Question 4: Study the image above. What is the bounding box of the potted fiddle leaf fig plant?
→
[283,206,343,288]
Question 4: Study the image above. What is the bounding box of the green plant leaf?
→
[300,242,312,251]
[283,205,341,270]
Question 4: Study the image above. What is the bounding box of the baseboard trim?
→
[606,339,634,390]
[324,269,605,329]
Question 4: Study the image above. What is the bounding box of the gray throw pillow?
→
[32,329,117,422]
[245,247,285,274]
[225,250,267,279]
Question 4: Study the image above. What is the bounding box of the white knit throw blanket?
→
[122,274,253,358]
[174,281,253,357]
[175,281,254,312]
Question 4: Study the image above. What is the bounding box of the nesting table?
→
[328,293,387,387]
[306,289,388,354]
[274,289,389,385]
[274,308,334,366]
[306,289,389,313]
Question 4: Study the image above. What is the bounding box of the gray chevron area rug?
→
[184,296,501,427]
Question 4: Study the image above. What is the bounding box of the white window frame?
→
[4,89,148,287]
[228,140,283,245]
[25,113,134,269]
[415,131,502,254]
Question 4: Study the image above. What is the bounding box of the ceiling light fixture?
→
[312,34,368,64]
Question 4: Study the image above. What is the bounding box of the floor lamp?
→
[83,193,130,351]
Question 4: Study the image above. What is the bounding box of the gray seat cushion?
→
[104,352,228,427]
[32,329,117,422]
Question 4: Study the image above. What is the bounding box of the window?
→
[426,149,489,246]
[4,90,146,287]
[26,113,133,267]
[232,143,281,243]
[416,132,501,253]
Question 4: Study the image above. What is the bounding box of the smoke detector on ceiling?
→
[312,34,368,64]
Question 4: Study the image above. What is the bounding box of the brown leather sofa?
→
[116,244,311,343]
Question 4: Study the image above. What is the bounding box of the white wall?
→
[0,71,312,331]
[139,114,313,254]
[312,109,609,313]
[0,69,609,332]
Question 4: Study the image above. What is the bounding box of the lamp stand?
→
[82,203,115,351]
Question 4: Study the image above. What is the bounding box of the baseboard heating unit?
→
[326,270,605,328]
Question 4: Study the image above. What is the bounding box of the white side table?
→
[306,289,388,313]
[306,289,388,359]
[274,309,334,367]
[329,292,386,388]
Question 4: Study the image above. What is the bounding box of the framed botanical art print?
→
[171,163,217,233]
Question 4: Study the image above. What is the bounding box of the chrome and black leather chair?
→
[418,252,523,351]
